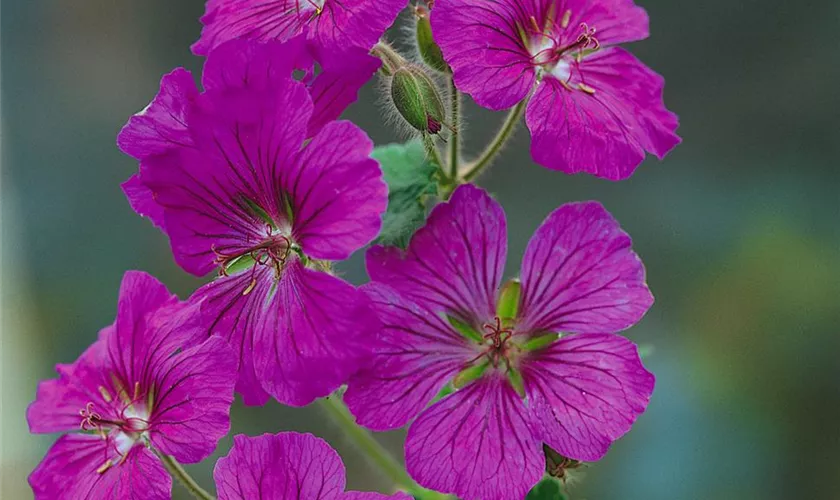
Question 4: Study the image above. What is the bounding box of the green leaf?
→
[525,477,567,500]
[372,140,438,248]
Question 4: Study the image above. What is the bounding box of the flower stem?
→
[319,395,415,491]
[159,453,214,500]
[460,99,527,183]
[447,78,461,180]
[372,41,406,74]
[423,134,448,185]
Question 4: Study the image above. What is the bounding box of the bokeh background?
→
[2,1,838,498]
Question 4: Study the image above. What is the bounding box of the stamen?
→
[242,278,257,296]
[96,459,113,475]
[133,381,141,401]
[481,316,515,367]
[98,385,112,403]
[577,83,596,94]
[529,15,541,33]
[561,10,572,29]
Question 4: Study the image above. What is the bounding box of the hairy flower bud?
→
[415,5,449,73]
[390,66,446,135]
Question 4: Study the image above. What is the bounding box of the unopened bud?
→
[390,66,446,136]
[415,6,449,73]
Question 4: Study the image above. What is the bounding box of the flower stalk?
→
[159,453,215,500]
[319,394,447,500]
[448,78,461,180]
[460,99,527,183]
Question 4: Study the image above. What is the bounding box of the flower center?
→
[302,0,326,16]
[523,9,600,87]
[481,316,515,368]
[79,384,153,474]
[213,224,296,294]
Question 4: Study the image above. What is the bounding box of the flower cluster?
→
[29,0,679,499]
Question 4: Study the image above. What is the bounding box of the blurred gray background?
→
[2,1,839,499]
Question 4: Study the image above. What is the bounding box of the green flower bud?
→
[390,66,446,136]
[415,6,449,73]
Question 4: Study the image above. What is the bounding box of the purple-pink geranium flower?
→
[27,271,236,499]
[192,0,409,55]
[118,40,387,407]
[214,432,413,500]
[345,185,655,500]
[431,0,681,180]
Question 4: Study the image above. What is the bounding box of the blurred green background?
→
[2,1,838,498]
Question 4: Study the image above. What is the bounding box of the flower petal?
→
[148,336,236,464]
[559,0,650,46]
[117,68,197,160]
[288,121,387,261]
[305,46,381,137]
[518,201,653,334]
[366,184,506,325]
[214,432,345,500]
[121,174,166,231]
[192,266,276,406]
[431,0,536,109]
[405,375,543,500]
[192,0,405,54]
[108,271,201,390]
[522,333,654,461]
[201,38,379,138]
[254,260,379,406]
[27,335,113,434]
[525,47,680,180]
[345,284,474,431]
[192,1,309,55]
[142,76,313,276]
[200,38,305,93]
[307,0,406,51]
[29,434,169,500]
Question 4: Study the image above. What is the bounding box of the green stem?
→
[372,41,406,74]
[319,395,420,495]
[159,453,214,500]
[447,78,461,180]
[460,99,527,183]
[423,134,448,184]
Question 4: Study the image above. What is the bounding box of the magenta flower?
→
[118,40,387,406]
[192,0,409,55]
[345,185,655,500]
[27,271,236,499]
[431,0,681,180]
[214,432,413,500]
[119,37,380,231]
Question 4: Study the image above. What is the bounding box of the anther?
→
[98,385,112,403]
[242,278,257,296]
[561,10,572,29]
[529,15,541,33]
[577,83,596,94]
[96,459,114,475]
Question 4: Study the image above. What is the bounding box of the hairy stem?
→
[460,99,527,183]
[318,395,424,496]
[372,41,406,74]
[448,78,461,180]
[159,453,214,500]
[423,134,449,185]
